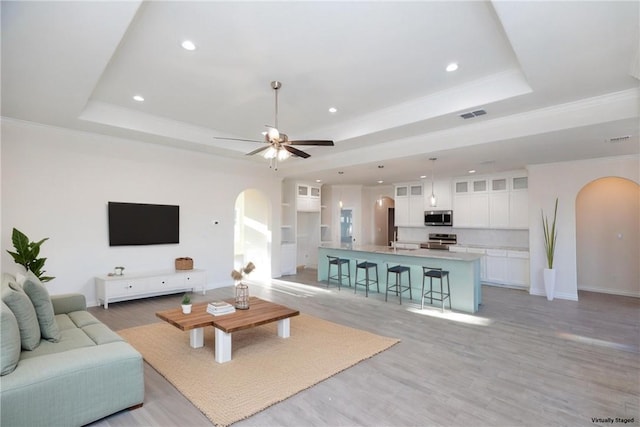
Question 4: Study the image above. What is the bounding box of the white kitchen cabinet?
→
[489,192,510,228]
[408,184,425,226]
[394,196,410,226]
[509,176,529,228]
[485,249,508,284]
[281,242,297,275]
[96,269,206,309]
[507,250,530,287]
[394,183,424,227]
[453,179,489,228]
[454,172,528,229]
[297,184,321,212]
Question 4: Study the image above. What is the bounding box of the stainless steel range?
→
[420,233,457,250]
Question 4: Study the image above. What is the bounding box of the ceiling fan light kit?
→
[214,80,334,170]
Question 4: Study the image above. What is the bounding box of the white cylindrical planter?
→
[543,268,556,301]
[182,304,192,314]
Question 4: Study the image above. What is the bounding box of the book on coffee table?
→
[207,301,235,316]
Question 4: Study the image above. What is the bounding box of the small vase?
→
[235,282,250,310]
[543,268,556,301]
[182,304,192,314]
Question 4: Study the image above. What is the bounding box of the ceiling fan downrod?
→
[271,80,281,131]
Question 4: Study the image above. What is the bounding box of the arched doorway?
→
[234,189,272,281]
[373,196,395,246]
[576,177,639,296]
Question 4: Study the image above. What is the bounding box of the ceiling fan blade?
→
[246,146,270,156]
[284,145,311,159]
[288,140,334,146]
[214,136,263,143]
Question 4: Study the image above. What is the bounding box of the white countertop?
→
[451,244,529,252]
[319,244,483,262]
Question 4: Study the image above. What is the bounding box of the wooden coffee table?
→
[156,297,299,363]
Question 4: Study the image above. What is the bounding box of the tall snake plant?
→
[541,198,558,269]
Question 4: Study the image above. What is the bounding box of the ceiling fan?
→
[214,81,334,169]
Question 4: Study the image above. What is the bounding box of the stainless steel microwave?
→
[424,210,453,226]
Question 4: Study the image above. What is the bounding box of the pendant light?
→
[429,157,437,207]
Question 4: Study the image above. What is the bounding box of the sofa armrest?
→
[51,294,86,314]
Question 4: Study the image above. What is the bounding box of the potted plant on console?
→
[181,293,192,314]
[541,198,558,301]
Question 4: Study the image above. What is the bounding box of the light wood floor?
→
[88,269,640,427]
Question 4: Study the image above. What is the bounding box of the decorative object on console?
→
[231,262,255,310]
[175,257,193,270]
[181,293,192,314]
[6,228,55,283]
[541,198,559,301]
[114,266,125,276]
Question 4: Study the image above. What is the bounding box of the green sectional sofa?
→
[1,272,144,426]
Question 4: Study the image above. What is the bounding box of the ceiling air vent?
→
[460,109,487,119]
[607,135,631,143]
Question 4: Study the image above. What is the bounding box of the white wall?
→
[527,155,639,300]
[1,119,283,306]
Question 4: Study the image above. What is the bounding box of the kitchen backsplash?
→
[397,227,530,249]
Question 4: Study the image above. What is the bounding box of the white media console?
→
[95,269,206,309]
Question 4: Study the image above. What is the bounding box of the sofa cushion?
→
[68,310,101,328]
[20,327,96,360]
[2,281,41,350]
[1,302,21,375]
[22,273,61,342]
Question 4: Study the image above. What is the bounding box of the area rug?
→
[118,314,399,426]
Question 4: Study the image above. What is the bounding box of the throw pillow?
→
[0,301,21,375]
[23,274,61,342]
[2,282,41,350]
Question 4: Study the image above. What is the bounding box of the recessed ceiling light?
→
[468,169,476,174]
[446,62,458,72]
[420,175,427,179]
[377,180,384,184]
[315,179,322,183]
[328,107,337,113]
[181,40,196,51]
[133,95,144,102]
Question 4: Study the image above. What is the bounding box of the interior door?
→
[340,209,353,244]
[387,207,396,246]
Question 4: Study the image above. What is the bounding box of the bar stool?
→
[421,266,451,312]
[354,259,379,297]
[385,263,412,304]
[327,255,351,290]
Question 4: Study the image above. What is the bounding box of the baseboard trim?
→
[529,286,579,301]
[578,286,640,298]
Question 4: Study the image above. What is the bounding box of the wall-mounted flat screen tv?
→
[108,202,179,246]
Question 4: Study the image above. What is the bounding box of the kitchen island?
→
[318,245,482,313]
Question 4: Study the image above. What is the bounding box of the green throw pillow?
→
[0,301,21,375]
[2,282,41,350]
[23,274,61,342]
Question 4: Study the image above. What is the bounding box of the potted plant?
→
[541,198,558,301]
[181,293,192,314]
[6,228,55,282]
